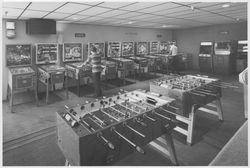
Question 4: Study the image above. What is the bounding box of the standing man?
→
[169,42,179,74]
[84,46,103,97]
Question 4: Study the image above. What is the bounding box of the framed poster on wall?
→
[6,44,32,67]
[136,41,148,55]
[150,41,159,54]
[121,41,134,57]
[36,43,58,64]
[107,41,121,57]
[88,42,105,58]
[63,43,83,62]
[159,41,169,53]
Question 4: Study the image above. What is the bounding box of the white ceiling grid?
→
[2,1,247,29]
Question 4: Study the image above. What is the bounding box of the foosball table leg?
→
[164,132,179,165]
[215,98,224,121]
[187,106,196,146]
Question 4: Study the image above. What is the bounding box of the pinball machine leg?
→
[187,106,196,146]
[34,78,39,106]
[65,160,70,166]
[77,75,80,97]
[66,74,69,99]
[215,98,224,121]
[46,80,49,104]
[9,87,14,113]
[164,132,179,165]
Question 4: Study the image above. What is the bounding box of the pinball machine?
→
[57,89,180,165]
[127,41,149,74]
[63,43,92,97]
[145,41,162,72]
[6,44,38,112]
[213,41,237,75]
[150,74,238,144]
[109,42,135,78]
[199,42,214,73]
[36,43,68,104]
[236,40,248,73]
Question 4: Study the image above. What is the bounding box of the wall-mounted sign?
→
[6,44,32,67]
[150,41,159,53]
[63,43,83,62]
[108,42,121,57]
[36,43,58,64]
[157,34,162,38]
[75,33,86,38]
[136,42,148,55]
[121,42,134,57]
[88,42,105,58]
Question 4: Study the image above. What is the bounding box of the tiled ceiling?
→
[2,1,247,29]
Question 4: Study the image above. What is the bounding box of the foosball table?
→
[57,89,179,166]
[150,74,237,145]
[65,62,92,96]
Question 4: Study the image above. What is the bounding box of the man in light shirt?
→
[169,42,178,56]
[169,42,179,74]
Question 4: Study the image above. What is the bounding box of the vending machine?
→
[199,42,214,73]
[236,40,248,73]
[213,41,237,75]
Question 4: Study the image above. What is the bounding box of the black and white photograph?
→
[1,0,248,166]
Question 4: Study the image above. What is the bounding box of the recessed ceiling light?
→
[162,25,167,28]
[128,21,135,24]
[236,18,240,21]
[73,17,78,20]
[222,4,230,8]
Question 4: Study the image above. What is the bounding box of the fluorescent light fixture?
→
[222,4,230,8]
[161,25,179,28]
[236,18,240,21]
[128,21,135,24]
[73,17,78,20]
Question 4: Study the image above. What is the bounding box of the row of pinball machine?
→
[5,40,244,166]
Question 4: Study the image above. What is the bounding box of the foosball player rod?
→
[112,128,145,154]
[189,91,206,97]
[143,114,156,122]
[124,123,146,138]
[92,115,108,126]
[97,132,115,150]
[82,118,115,150]
[134,118,147,127]
[154,111,171,121]
[193,89,217,97]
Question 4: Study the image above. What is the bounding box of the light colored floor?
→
[2,70,248,166]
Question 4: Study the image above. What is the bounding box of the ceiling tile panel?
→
[95,10,128,17]
[3,2,30,9]
[55,3,91,14]
[113,12,142,19]
[21,10,49,18]
[120,2,165,11]
[44,12,70,19]
[138,2,180,13]
[65,14,90,20]
[78,7,112,16]
[2,7,23,17]
[98,2,136,9]
[27,2,66,12]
